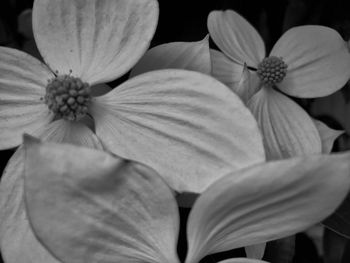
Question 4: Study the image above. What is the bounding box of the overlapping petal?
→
[90,69,265,194]
[271,26,350,98]
[310,91,350,134]
[0,149,59,263]
[247,88,321,160]
[185,153,350,263]
[210,50,261,104]
[131,36,211,77]
[24,140,180,263]
[0,124,102,263]
[208,10,265,68]
[0,47,54,149]
[33,0,159,84]
[313,119,344,153]
[210,49,243,91]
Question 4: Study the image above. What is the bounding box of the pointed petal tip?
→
[202,34,210,42]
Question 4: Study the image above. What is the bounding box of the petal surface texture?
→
[34,119,103,148]
[208,10,265,68]
[210,50,261,103]
[247,88,321,160]
[313,119,344,154]
[0,123,102,263]
[90,70,265,193]
[210,49,244,92]
[130,37,211,77]
[33,0,159,84]
[0,47,54,149]
[271,26,350,98]
[185,153,350,263]
[0,149,60,263]
[24,141,180,263]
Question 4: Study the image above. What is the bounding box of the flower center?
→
[256,56,288,86]
[45,74,91,121]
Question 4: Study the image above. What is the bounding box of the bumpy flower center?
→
[45,74,91,121]
[256,56,288,86]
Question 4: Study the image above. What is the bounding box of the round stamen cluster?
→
[256,56,288,86]
[45,74,91,121]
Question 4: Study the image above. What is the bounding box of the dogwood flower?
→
[0,0,265,195]
[23,138,350,263]
[207,10,350,160]
[0,1,266,262]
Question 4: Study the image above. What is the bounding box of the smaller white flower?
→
[208,10,350,160]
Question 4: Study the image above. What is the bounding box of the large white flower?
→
[208,10,350,160]
[0,0,265,196]
[23,138,350,263]
[0,1,266,262]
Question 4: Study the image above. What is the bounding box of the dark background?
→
[1,0,350,262]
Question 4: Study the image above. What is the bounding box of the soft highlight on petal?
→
[90,69,265,195]
[271,26,350,98]
[24,140,180,263]
[0,47,54,149]
[185,153,350,263]
[33,0,159,84]
[208,10,265,68]
[313,119,344,153]
[131,36,211,77]
[247,88,322,160]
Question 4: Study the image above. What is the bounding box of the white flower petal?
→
[0,47,54,149]
[247,88,322,160]
[313,119,344,154]
[210,50,261,104]
[245,243,266,259]
[33,0,158,84]
[210,49,243,90]
[185,153,350,263]
[24,139,180,263]
[130,36,211,77]
[271,26,350,98]
[236,64,262,104]
[90,69,265,195]
[0,149,59,263]
[208,10,265,68]
[0,123,102,263]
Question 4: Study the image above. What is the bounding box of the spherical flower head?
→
[45,73,91,121]
[256,56,288,86]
